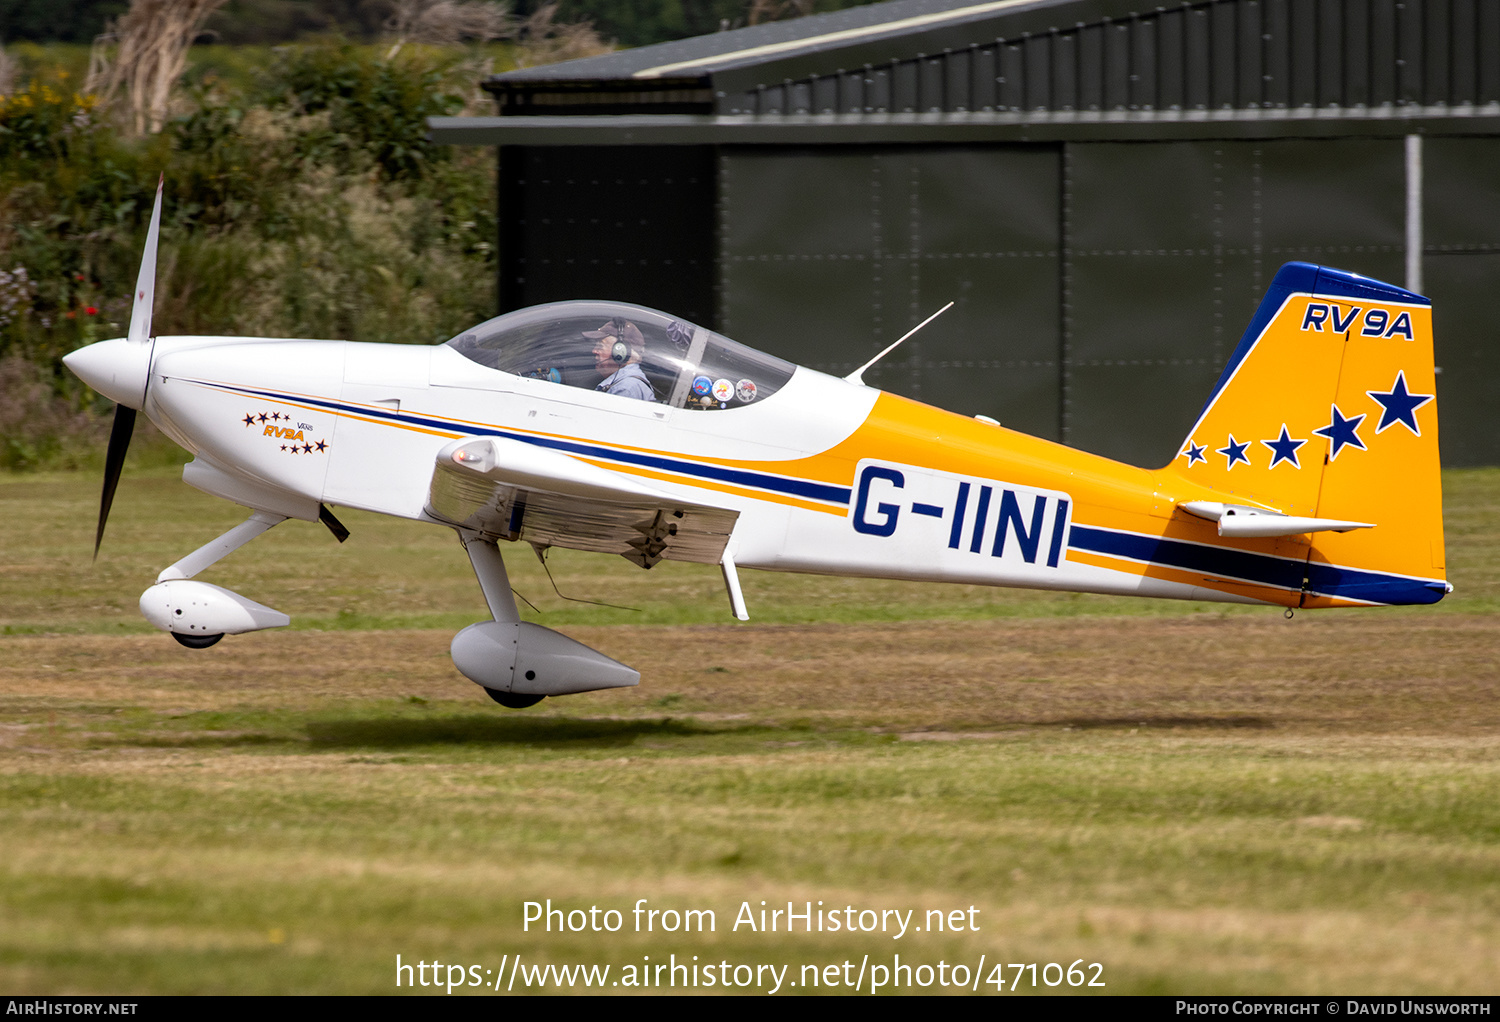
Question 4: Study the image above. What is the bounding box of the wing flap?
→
[426,436,738,567]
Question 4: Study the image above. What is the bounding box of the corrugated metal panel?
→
[497,146,716,323]
[713,0,1500,120]
[1236,1,1262,108]
[1451,0,1476,106]
[1064,138,1406,466]
[1424,137,1500,468]
[1428,253,1500,467]
[718,147,1063,438]
[1483,2,1500,102]
[1399,0,1424,102]
[1370,0,1397,106]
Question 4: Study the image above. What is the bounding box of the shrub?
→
[0,69,98,160]
[0,41,499,469]
[0,354,105,469]
[255,43,465,182]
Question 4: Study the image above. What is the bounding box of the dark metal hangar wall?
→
[434,0,1500,467]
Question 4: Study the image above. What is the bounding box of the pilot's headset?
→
[605,318,638,363]
[587,318,630,363]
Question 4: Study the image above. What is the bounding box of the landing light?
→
[452,444,495,473]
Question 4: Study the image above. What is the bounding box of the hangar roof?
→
[491,0,993,84]
[474,0,1056,120]
[431,0,1500,144]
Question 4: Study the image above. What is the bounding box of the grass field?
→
[0,467,1497,994]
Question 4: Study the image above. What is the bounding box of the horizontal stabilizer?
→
[1180,501,1375,538]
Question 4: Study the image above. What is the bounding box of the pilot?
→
[586,319,654,401]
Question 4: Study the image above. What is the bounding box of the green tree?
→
[0,0,131,44]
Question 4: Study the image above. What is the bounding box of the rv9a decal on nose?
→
[850,460,1074,581]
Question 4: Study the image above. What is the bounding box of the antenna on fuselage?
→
[844,301,954,387]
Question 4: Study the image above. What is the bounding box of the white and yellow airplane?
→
[65,180,1449,707]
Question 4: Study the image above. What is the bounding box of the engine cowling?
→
[450,621,639,696]
[139,580,290,638]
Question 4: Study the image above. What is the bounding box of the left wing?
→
[425,436,740,568]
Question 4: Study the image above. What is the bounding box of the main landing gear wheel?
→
[485,689,545,709]
[171,631,224,649]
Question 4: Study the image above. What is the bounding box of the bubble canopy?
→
[445,301,795,411]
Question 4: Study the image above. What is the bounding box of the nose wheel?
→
[171,631,224,649]
[484,688,544,709]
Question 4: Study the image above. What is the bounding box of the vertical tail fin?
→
[1170,262,1447,606]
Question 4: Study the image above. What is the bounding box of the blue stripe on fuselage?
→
[1068,524,1444,606]
[209,382,854,506]
[1068,524,1304,594]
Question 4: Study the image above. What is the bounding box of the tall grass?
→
[0,41,501,467]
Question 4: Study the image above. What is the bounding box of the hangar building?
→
[430,0,1500,467]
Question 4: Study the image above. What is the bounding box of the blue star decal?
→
[1261,425,1307,469]
[1367,371,1433,436]
[257,413,268,423]
[1313,404,1367,461]
[243,414,255,427]
[314,440,328,452]
[1181,440,1207,466]
[1217,434,1251,470]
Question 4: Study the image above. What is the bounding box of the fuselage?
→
[128,330,1295,609]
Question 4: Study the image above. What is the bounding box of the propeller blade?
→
[126,175,164,347]
[94,404,136,561]
[91,176,163,559]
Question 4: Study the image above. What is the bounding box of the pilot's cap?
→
[583,319,645,351]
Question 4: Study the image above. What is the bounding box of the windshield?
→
[445,302,794,410]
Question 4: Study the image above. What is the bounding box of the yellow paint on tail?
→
[1169,263,1445,606]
